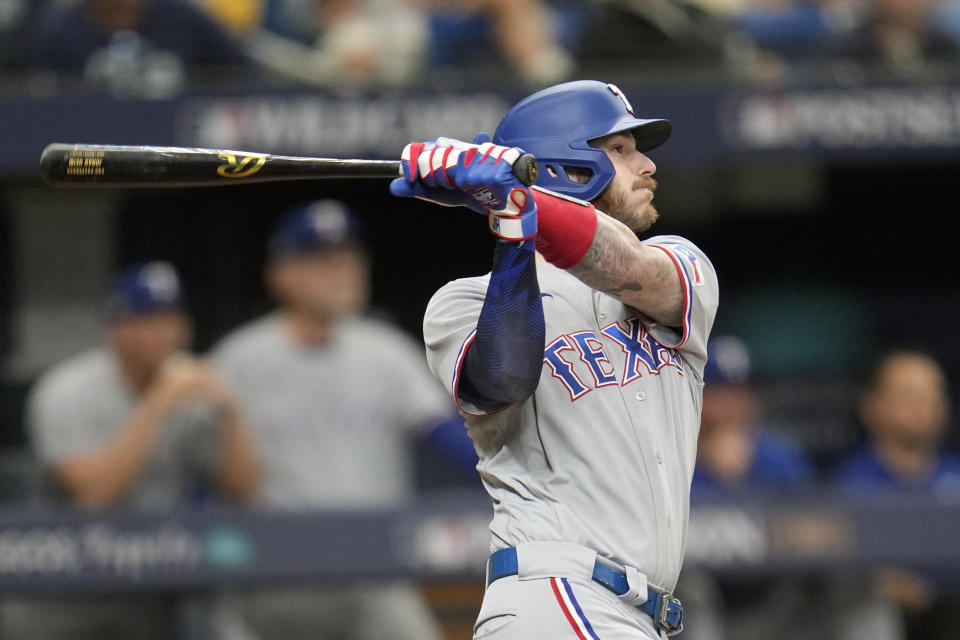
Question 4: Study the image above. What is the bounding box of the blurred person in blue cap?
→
[1,261,261,640]
[29,260,260,508]
[211,200,471,640]
[692,334,813,493]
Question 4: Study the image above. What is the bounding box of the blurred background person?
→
[838,350,960,493]
[0,261,260,640]
[819,0,960,78]
[211,200,473,640]
[723,0,850,60]
[567,0,739,79]
[29,0,253,95]
[707,0,860,79]
[836,349,960,640]
[678,335,903,640]
[692,334,814,494]
[415,0,575,85]
[241,0,428,87]
[242,0,576,88]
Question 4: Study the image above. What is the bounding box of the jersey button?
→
[656,453,663,464]
[635,390,646,401]
[598,311,607,320]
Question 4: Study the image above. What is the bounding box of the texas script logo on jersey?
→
[544,317,683,401]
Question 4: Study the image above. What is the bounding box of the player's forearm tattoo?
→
[568,216,646,294]
[568,215,682,323]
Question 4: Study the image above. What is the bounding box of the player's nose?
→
[634,152,656,177]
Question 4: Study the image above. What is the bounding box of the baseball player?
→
[3,262,260,640]
[211,200,465,640]
[390,80,719,639]
[28,261,259,508]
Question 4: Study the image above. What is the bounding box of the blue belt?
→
[487,547,684,635]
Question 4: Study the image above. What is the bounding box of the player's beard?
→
[595,177,659,233]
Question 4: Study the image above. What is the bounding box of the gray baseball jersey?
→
[423,235,718,592]
[210,312,449,640]
[211,312,453,509]
[27,347,220,508]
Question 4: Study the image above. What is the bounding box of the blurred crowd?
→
[2,0,960,95]
[0,200,476,640]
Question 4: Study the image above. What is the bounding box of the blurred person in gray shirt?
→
[1,261,260,640]
[211,200,471,640]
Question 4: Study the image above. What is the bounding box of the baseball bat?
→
[39,143,539,188]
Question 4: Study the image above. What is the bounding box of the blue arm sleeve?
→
[458,240,545,412]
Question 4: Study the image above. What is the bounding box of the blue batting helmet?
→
[493,80,671,202]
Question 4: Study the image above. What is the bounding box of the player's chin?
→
[645,204,660,227]
[596,187,657,232]
[627,203,658,233]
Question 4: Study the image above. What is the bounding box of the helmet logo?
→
[606,83,635,115]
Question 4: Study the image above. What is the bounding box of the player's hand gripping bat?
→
[39,143,539,188]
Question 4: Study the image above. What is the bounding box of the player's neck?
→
[283,309,337,346]
[873,438,939,481]
[113,354,156,395]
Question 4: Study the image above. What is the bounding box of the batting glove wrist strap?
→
[532,187,598,269]
[487,185,537,241]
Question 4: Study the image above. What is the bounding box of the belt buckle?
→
[654,591,684,636]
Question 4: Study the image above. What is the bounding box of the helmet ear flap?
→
[534,153,613,202]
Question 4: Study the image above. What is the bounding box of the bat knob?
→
[39,143,75,185]
[512,154,538,187]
